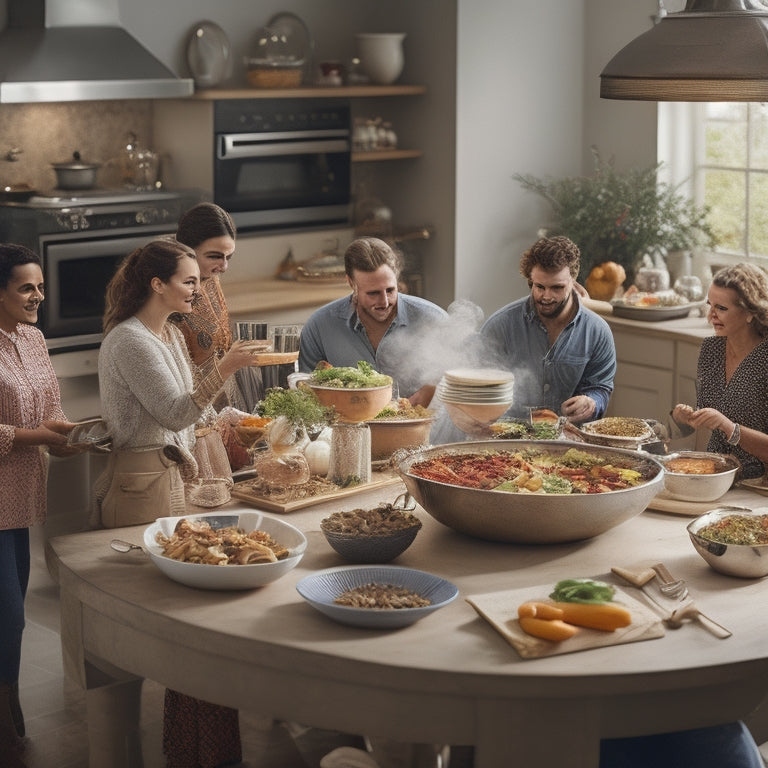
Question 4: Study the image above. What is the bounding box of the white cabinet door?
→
[608,361,674,422]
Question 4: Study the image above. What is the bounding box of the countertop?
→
[48,482,768,768]
[221,277,349,316]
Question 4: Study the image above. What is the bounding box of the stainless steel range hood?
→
[0,0,194,103]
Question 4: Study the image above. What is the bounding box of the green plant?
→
[514,147,717,282]
[256,387,335,428]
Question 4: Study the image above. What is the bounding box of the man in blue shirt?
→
[299,236,448,407]
[481,236,616,422]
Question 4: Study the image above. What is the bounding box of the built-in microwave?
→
[213,99,352,231]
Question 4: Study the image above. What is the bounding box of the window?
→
[659,102,768,269]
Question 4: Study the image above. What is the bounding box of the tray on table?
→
[231,470,403,514]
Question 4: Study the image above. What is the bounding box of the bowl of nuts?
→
[320,496,422,563]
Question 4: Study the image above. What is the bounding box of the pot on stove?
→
[51,151,101,190]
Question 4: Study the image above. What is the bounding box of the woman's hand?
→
[218,340,263,379]
[672,403,695,425]
[683,407,733,435]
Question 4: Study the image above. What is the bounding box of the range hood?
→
[601,0,768,102]
[0,0,194,103]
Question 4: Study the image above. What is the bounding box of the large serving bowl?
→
[659,451,740,502]
[366,416,435,460]
[395,440,665,544]
[143,509,307,590]
[687,506,768,578]
[308,383,393,423]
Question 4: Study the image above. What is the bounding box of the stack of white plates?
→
[437,368,515,404]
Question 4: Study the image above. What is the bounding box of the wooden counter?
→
[221,278,349,323]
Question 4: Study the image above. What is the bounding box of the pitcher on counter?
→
[671,262,768,478]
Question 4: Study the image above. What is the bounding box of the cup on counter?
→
[271,324,302,353]
[234,322,269,341]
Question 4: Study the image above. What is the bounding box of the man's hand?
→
[561,395,596,423]
[408,384,436,408]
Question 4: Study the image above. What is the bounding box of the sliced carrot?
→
[551,601,632,631]
[517,601,565,620]
[518,616,579,642]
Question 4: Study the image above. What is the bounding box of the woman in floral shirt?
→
[0,244,80,765]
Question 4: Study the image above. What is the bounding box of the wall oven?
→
[0,190,199,352]
[213,99,352,231]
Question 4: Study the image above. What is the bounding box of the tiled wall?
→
[0,101,153,192]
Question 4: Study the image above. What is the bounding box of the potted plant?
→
[514,147,717,286]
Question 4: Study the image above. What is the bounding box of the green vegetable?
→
[549,579,615,604]
[311,361,393,389]
[256,387,334,427]
[541,474,573,494]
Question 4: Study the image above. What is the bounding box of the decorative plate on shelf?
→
[610,299,705,321]
[186,20,232,88]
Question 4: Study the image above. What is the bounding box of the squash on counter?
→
[585,261,626,301]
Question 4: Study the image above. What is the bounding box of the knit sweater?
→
[98,317,224,454]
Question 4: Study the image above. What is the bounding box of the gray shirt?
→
[298,293,449,398]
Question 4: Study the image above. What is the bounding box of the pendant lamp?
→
[601,0,768,101]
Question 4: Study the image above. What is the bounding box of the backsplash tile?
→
[0,101,153,192]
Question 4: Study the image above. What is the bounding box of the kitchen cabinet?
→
[605,314,711,450]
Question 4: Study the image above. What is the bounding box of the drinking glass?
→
[673,275,704,302]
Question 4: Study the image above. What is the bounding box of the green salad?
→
[310,361,393,389]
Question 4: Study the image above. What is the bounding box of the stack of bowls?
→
[436,368,515,436]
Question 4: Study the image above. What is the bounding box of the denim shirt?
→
[298,293,448,398]
[480,294,616,419]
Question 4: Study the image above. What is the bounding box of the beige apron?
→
[96,447,188,529]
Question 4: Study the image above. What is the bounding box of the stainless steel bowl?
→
[687,506,768,578]
[395,440,665,544]
[659,451,740,502]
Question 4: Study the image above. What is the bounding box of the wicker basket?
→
[247,67,302,88]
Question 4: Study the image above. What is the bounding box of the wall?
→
[455,0,585,319]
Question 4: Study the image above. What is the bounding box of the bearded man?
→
[481,235,616,422]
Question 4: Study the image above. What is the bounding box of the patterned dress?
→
[0,324,67,530]
[697,336,768,479]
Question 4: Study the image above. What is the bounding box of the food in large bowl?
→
[395,440,665,543]
[687,506,768,578]
[367,399,435,460]
[143,509,307,589]
[659,451,740,502]
[305,362,394,422]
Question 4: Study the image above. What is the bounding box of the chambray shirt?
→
[298,293,448,398]
[480,294,616,420]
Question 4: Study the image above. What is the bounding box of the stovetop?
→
[3,188,186,209]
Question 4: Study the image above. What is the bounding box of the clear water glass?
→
[673,275,704,302]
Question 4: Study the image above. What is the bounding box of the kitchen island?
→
[47,481,768,768]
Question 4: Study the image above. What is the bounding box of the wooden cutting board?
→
[466,584,664,659]
[645,485,767,517]
[231,471,403,514]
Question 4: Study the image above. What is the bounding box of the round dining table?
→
[46,480,768,768]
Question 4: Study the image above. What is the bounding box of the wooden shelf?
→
[191,85,427,100]
[352,149,423,162]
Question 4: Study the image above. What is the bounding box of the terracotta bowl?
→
[366,417,435,461]
[308,383,393,423]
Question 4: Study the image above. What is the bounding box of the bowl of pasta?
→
[395,440,665,544]
[143,509,307,589]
